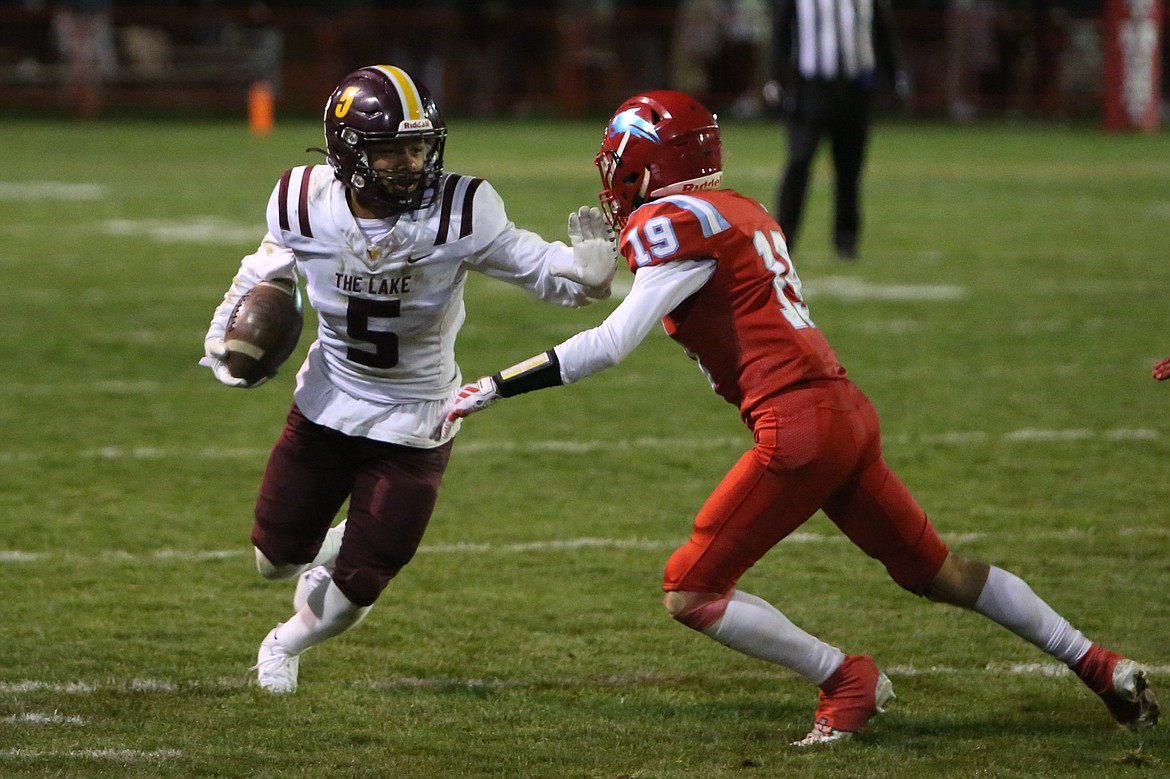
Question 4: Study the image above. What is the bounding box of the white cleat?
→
[293,565,332,612]
[253,625,299,693]
[792,723,856,747]
[1110,659,1160,730]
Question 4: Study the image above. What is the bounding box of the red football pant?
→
[664,380,948,596]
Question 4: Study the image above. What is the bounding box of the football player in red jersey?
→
[435,91,1159,745]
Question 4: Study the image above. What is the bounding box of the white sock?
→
[275,579,370,656]
[973,566,1092,665]
[705,590,845,686]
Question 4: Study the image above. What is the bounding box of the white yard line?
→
[0,427,1160,464]
[1,527,1164,566]
[0,181,106,200]
[4,712,86,725]
[0,748,181,761]
[3,665,1168,697]
[808,277,967,301]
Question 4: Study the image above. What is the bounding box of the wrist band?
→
[493,350,563,397]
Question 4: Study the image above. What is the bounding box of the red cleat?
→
[1153,357,1170,381]
[792,655,895,746]
[1072,643,1160,730]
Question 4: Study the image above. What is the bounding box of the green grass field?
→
[0,115,1167,778]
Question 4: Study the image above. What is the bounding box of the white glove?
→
[202,336,263,388]
[552,205,616,292]
[432,376,500,440]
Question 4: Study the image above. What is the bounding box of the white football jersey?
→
[206,164,598,447]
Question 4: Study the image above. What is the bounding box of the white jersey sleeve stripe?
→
[657,195,732,237]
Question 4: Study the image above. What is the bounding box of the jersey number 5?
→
[752,230,814,330]
[346,297,400,369]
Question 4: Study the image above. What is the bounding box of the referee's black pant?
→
[776,77,873,259]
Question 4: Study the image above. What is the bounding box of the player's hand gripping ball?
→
[223,279,304,385]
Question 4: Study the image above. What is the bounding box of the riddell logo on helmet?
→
[399,119,432,131]
[654,172,724,199]
[681,176,722,192]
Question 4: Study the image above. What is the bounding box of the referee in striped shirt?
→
[768,0,907,260]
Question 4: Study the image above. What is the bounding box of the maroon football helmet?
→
[594,90,723,229]
[321,65,447,211]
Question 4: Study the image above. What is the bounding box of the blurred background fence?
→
[0,1,1164,126]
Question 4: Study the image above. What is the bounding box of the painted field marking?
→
[102,216,257,245]
[0,182,105,201]
[0,748,181,761]
[809,276,967,301]
[2,526,1165,567]
[0,427,1160,465]
[4,712,86,725]
[3,665,1168,697]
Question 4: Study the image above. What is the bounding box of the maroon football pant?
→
[664,380,948,596]
[251,404,452,607]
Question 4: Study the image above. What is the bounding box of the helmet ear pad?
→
[322,66,448,212]
[595,90,723,228]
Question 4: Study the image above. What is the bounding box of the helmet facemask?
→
[336,128,447,211]
[595,148,647,231]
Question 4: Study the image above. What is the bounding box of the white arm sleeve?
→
[553,258,716,384]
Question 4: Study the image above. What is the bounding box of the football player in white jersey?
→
[200,65,617,693]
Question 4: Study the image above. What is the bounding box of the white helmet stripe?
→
[371,64,422,121]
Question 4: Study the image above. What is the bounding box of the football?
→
[223,279,304,384]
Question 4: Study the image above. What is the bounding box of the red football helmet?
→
[595,90,723,229]
[321,65,447,212]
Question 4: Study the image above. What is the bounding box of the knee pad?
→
[664,590,732,633]
[254,547,303,581]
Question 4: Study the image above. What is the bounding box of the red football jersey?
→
[620,190,847,417]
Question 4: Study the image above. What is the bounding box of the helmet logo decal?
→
[373,64,423,121]
[335,86,360,118]
[608,109,659,143]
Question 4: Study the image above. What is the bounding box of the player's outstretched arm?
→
[435,260,720,441]
[1153,357,1170,380]
[433,376,500,440]
[551,205,616,294]
[432,351,565,440]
